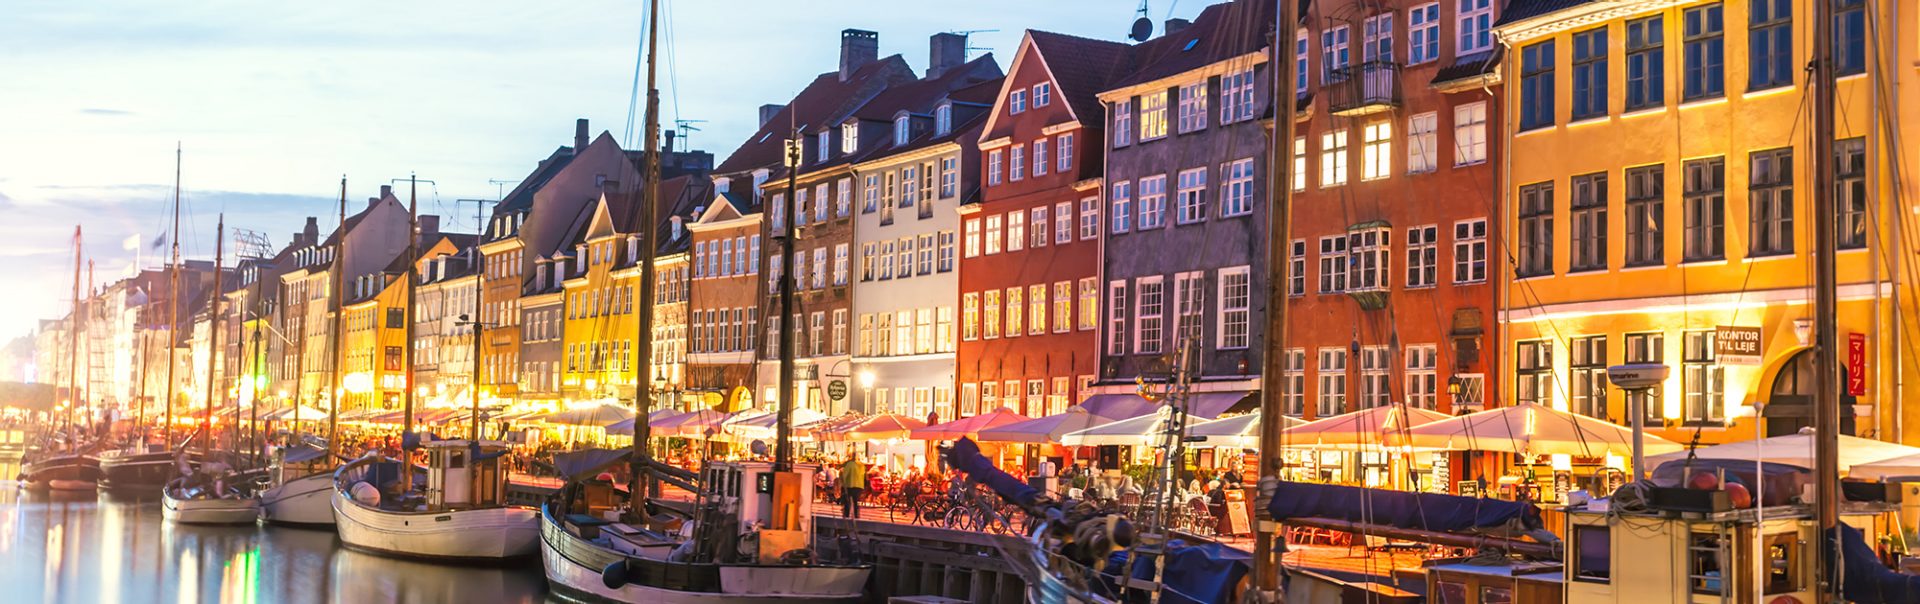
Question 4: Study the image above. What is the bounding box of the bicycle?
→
[943,484,1014,534]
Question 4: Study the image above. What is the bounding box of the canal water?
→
[1,485,554,604]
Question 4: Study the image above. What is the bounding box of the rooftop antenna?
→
[231,228,272,261]
[948,29,1000,58]
[673,119,707,149]
[1129,0,1153,42]
[486,179,520,201]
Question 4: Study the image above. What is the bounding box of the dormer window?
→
[935,104,952,136]
[1010,89,1027,114]
[894,116,910,146]
[816,131,830,162]
[1034,82,1052,107]
[840,122,859,153]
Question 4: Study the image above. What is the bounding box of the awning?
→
[539,404,635,427]
[1077,391,1249,421]
[1407,402,1684,458]
[912,407,1029,441]
[1059,412,1165,446]
[832,413,927,441]
[977,407,1112,443]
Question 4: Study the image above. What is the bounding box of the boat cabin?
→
[423,439,511,509]
[700,460,820,563]
[271,444,331,484]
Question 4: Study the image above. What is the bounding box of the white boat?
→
[331,441,539,561]
[161,474,262,525]
[259,444,337,526]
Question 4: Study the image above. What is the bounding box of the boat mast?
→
[1253,0,1296,590]
[249,254,268,460]
[328,177,347,460]
[402,174,419,493]
[164,144,181,450]
[469,202,483,443]
[66,226,81,447]
[1810,0,1840,598]
[631,0,662,505]
[291,244,309,448]
[203,215,224,456]
[85,259,93,437]
[135,323,150,448]
[774,110,799,472]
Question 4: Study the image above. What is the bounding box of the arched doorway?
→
[1764,349,1857,437]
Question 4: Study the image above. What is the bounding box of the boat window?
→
[1688,531,1726,595]
[1571,524,1611,582]
[1765,532,1802,594]
[1479,585,1511,604]
[450,451,465,469]
[1432,581,1466,604]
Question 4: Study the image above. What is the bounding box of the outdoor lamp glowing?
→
[857,370,875,389]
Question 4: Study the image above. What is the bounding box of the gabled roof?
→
[854,76,1005,164]
[1020,30,1134,131]
[494,146,577,217]
[714,56,918,175]
[1103,0,1274,92]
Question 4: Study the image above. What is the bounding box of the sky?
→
[0,0,1217,339]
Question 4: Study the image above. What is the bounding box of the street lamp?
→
[857,369,876,414]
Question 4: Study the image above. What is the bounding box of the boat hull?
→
[98,450,194,491]
[162,489,261,524]
[540,506,867,603]
[260,471,335,526]
[333,492,540,561]
[22,455,102,491]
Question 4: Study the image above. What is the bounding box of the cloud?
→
[79,108,133,116]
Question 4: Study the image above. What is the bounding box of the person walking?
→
[840,454,866,519]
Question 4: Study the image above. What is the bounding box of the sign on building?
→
[1713,325,1763,366]
[1849,333,1867,396]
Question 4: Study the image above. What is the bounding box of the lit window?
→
[1361,121,1392,180]
[1320,130,1349,187]
[1139,91,1168,141]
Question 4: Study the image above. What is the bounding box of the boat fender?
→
[600,560,631,589]
[351,481,381,506]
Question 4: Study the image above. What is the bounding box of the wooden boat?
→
[161,467,265,525]
[21,452,103,491]
[330,440,539,561]
[98,447,197,491]
[540,456,871,603]
[258,443,336,526]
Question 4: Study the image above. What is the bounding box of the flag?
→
[149,234,166,251]
[121,233,140,251]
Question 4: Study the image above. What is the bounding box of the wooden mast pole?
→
[327,177,347,460]
[1253,0,1296,592]
[203,216,224,455]
[402,174,419,493]
[1810,0,1840,598]
[632,0,663,505]
[164,145,181,450]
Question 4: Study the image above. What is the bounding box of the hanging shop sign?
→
[826,379,849,403]
[1849,333,1868,397]
[1714,325,1763,366]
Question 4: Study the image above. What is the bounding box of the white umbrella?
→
[1406,401,1684,458]
[1187,411,1306,448]
[1281,405,1453,450]
[1652,430,1920,477]
[977,406,1112,443]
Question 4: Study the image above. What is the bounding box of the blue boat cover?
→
[1266,481,1539,532]
[552,448,629,480]
[1102,540,1250,604]
[281,444,329,464]
[946,438,1043,508]
[1833,523,1920,603]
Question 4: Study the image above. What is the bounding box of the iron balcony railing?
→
[1328,60,1402,116]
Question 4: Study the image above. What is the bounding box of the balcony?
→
[1327,61,1402,117]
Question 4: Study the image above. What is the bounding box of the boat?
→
[258,441,336,526]
[161,462,266,524]
[25,227,101,492]
[331,440,540,561]
[21,450,103,491]
[99,446,198,491]
[540,453,871,603]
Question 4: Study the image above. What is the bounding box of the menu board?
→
[1225,500,1251,535]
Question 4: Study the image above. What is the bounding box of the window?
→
[1281,349,1306,415]
[937,306,954,352]
[1626,16,1665,110]
[1748,0,1792,91]
[859,243,876,281]
[1683,331,1724,424]
[1625,332,1666,420]
[770,193,786,233]
[1570,172,1608,272]
[810,312,826,356]
[984,215,1003,255]
[1292,137,1308,191]
[1220,159,1254,217]
[842,122,859,153]
[1408,113,1437,174]
[833,309,848,355]
[1107,281,1127,355]
[935,103,952,136]
[940,157,957,198]
[834,243,849,286]
[1347,228,1390,292]
[916,308,934,354]
[1317,347,1347,416]
[1005,286,1023,338]
[1320,130,1349,187]
[1518,183,1554,277]
[1295,28,1309,94]
[875,313,894,356]
[983,290,1000,339]
[987,150,1003,186]
[1053,281,1072,334]
[1322,25,1351,83]
[1139,92,1168,141]
[1177,82,1208,133]
[1030,207,1049,248]
[817,131,830,162]
[1176,168,1208,224]
[963,219,980,258]
[1009,89,1027,114]
[1318,235,1348,293]
[1135,277,1164,355]
[895,238,913,277]
[1010,145,1025,181]
[1290,239,1307,296]
[1057,133,1074,173]
[1033,82,1051,107]
[1571,525,1612,582]
[1454,102,1487,165]
[812,247,827,289]
[1838,138,1867,249]
[1007,211,1026,252]
[863,174,880,213]
[1570,335,1608,417]
[1363,13,1394,63]
[1055,202,1073,244]
[1361,121,1391,180]
[1077,278,1098,331]
[1516,340,1553,407]
[1520,41,1555,130]
[937,230,956,272]
[1683,3,1725,100]
[1406,345,1437,409]
[894,116,910,146]
[1109,180,1136,234]
[1682,157,1728,260]
[822,182,837,221]
[1749,148,1794,257]
[1458,0,1493,54]
[1079,197,1099,240]
[1218,267,1250,349]
[1409,3,1440,64]
[1029,284,1047,335]
[1571,28,1608,120]
[1621,165,1667,267]
[1033,139,1049,177]
[1407,225,1437,288]
[1113,100,1133,147]
[750,236,760,273]
[1138,175,1167,229]
[962,293,979,341]
[1220,69,1255,123]
[1173,271,1204,341]
[1357,346,1392,408]
[1837,0,1867,75]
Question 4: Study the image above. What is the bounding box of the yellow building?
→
[339,265,409,416]
[560,192,645,404]
[1495,0,1914,449]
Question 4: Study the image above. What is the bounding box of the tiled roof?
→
[847,73,1007,163]
[1104,0,1274,91]
[1023,30,1134,129]
[714,56,918,175]
[495,146,576,216]
[1496,0,1594,27]
[1432,48,1502,86]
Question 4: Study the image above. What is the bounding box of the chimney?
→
[1166,18,1191,35]
[379,184,392,199]
[574,118,589,152]
[303,216,319,245]
[664,130,676,153]
[928,33,966,79]
[418,215,440,239]
[839,29,879,82]
[758,104,784,127]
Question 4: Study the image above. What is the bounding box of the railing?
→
[1327,61,1402,116]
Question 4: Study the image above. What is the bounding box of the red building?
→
[956,31,1124,419]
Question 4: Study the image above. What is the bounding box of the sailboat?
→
[331,176,541,561]
[162,214,266,524]
[541,3,870,598]
[21,226,104,492]
[259,177,349,527]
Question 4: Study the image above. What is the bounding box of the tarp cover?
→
[944,437,1041,509]
[281,444,330,464]
[1650,459,1810,507]
[551,448,629,480]
[1104,540,1250,604]
[1266,481,1539,533]
[1834,523,1920,603]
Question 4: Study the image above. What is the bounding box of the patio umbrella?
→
[660,409,732,438]
[911,407,1028,441]
[977,406,1112,443]
[1281,405,1453,450]
[604,408,685,436]
[1406,401,1685,458]
[840,413,929,441]
[1655,430,1919,477]
[1059,411,1165,447]
[540,404,636,427]
[1187,411,1306,448]
[261,405,329,422]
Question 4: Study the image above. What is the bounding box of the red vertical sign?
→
[1848,333,1867,396]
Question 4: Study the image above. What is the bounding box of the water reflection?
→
[1,485,551,603]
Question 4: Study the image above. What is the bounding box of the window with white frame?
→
[983,289,1000,339]
[1348,227,1390,292]
[1106,280,1128,355]
[1317,347,1347,416]
[1290,239,1307,296]
[1138,175,1167,229]
[1323,25,1351,82]
[1140,92,1169,141]
[814,182,830,222]
[940,157,957,198]
[1459,0,1494,54]
[984,215,1003,255]
[1220,68,1255,123]
[837,177,852,216]
[1111,181,1132,233]
[1283,348,1307,415]
[1362,121,1392,180]
[1360,346,1392,407]
[1408,112,1437,173]
[863,174,880,213]
[1454,101,1488,165]
[1135,276,1164,355]
[832,309,848,355]
[895,237,913,277]
[1293,136,1307,191]
[1053,281,1072,334]
[812,247,827,289]
[1055,201,1073,244]
[1007,211,1026,252]
[1175,168,1208,224]
[1516,339,1554,407]
[1113,100,1133,147]
[1320,130,1349,187]
[1029,284,1047,335]
[861,242,877,281]
[1363,13,1394,64]
[1220,159,1254,217]
[916,234,934,276]
[1684,331,1725,424]
[1010,89,1027,114]
[1570,335,1608,417]
[1177,82,1208,133]
[1033,139,1049,177]
[794,188,810,227]
[1173,271,1204,342]
[937,231,955,272]
[1078,277,1098,331]
[1218,266,1250,349]
[1029,206,1048,248]
[988,150,1004,186]
[1410,3,1440,64]
[1454,218,1488,283]
[935,103,952,136]
[1005,286,1023,338]
[1033,82,1051,107]
[1057,132,1074,173]
[833,243,848,286]
[963,218,980,258]
[1407,225,1438,288]
[1010,144,1025,181]
[1406,344,1437,409]
[894,116,910,145]
[1295,28,1309,95]
[1318,235,1348,293]
[1079,197,1099,239]
[841,122,859,153]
